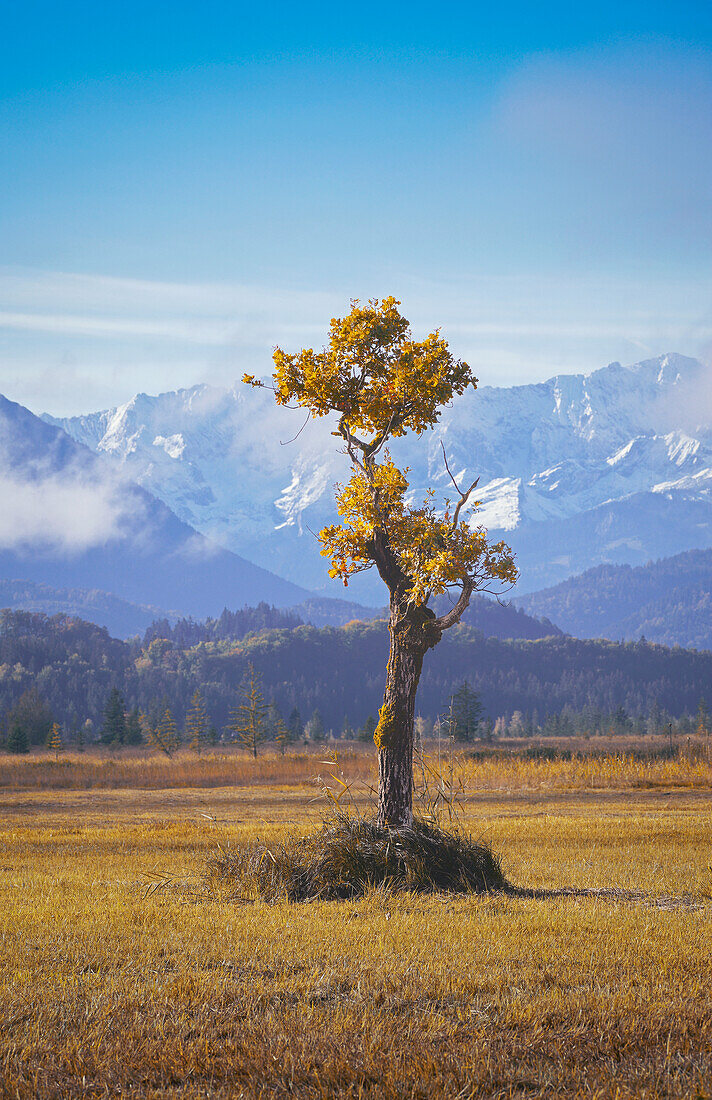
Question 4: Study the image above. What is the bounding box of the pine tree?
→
[185,689,209,753]
[101,688,127,745]
[697,698,709,739]
[308,709,326,743]
[150,707,179,757]
[358,715,377,743]
[274,716,293,755]
[264,702,285,742]
[46,723,64,760]
[5,689,53,748]
[448,682,483,742]
[124,708,143,746]
[229,663,266,758]
[288,707,304,743]
[7,720,29,754]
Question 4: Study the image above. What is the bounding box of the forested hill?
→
[144,593,560,644]
[1,610,711,740]
[517,549,712,650]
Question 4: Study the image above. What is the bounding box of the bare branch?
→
[279,410,311,446]
[440,442,479,530]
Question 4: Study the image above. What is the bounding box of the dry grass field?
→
[2,750,711,1098]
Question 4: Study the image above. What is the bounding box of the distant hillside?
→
[1,610,709,739]
[286,593,560,639]
[0,579,174,639]
[516,549,712,649]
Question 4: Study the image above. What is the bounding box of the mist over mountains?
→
[45,352,712,598]
[0,395,311,618]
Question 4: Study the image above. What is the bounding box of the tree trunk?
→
[375,603,440,828]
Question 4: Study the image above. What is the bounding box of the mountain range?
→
[45,352,712,598]
[517,548,712,651]
[0,394,311,619]
[0,393,558,641]
[1,350,711,648]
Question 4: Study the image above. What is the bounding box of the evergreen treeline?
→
[143,602,303,647]
[2,610,712,749]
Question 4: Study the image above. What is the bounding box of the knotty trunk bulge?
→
[374,599,442,827]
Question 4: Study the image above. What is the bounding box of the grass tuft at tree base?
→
[207,813,507,901]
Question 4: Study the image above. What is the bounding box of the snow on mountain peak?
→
[41,352,712,595]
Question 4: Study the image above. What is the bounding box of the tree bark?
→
[375,601,440,828]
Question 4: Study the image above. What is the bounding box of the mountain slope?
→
[0,579,173,638]
[45,353,712,595]
[516,549,712,649]
[0,394,312,616]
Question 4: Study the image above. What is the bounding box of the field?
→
[2,747,711,1098]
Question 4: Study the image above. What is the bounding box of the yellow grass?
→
[2,777,711,1098]
[2,742,712,792]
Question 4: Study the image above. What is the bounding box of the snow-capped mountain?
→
[44,353,712,595]
[0,394,312,616]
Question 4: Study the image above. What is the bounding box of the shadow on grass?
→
[504,884,709,910]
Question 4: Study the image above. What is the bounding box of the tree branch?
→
[432,577,474,631]
[440,442,479,530]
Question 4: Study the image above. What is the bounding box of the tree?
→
[288,707,304,743]
[307,709,326,743]
[5,688,53,748]
[185,689,209,753]
[245,297,516,826]
[6,719,29,754]
[46,723,64,759]
[274,716,293,755]
[697,698,709,740]
[101,688,127,745]
[124,708,143,746]
[448,681,484,742]
[229,663,266,757]
[359,715,377,743]
[151,707,179,757]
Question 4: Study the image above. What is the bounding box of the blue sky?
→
[2,1,712,414]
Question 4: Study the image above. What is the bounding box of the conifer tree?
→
[448,682,484,742]
[308,709,326,743]
[229,664,266,758]
[244,296,516,826]
[274,716,293,755]
[185,688,209,753]
[151,707,179,757]
[358,715,377,743]
[288,707,304,743]
[7,720,29,754]
[101,688,127,745]
[125,708,143,746]
[46,723,64,760]
[697,698,710,739]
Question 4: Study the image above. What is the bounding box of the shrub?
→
[207,813,506,901]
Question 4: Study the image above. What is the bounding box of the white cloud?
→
[0,469,135,553]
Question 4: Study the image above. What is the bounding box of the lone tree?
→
[230,663,266,758]
[244,297,516,827]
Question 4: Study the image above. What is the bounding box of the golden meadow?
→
[2,744,711,1098]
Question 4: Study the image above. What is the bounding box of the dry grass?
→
[1,778,711,1098]
[208,814,506,901]
[2,740,712,792]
